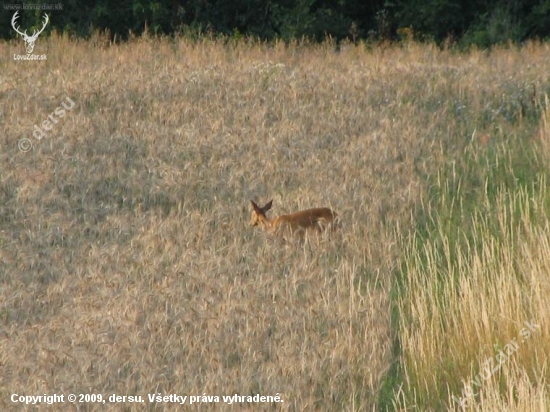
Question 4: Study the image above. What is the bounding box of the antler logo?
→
[12,11,49,54]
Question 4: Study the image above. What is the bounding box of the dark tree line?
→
[2,0,550,46]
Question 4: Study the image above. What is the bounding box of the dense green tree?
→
[1,0,549,46]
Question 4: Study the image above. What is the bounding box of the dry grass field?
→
[1,33,549,410]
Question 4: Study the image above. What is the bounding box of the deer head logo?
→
[11,11,49,54]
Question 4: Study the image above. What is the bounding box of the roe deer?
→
[250,199,338,237]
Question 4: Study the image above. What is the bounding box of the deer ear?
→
[262,200,273,212]
[250,200,261,213]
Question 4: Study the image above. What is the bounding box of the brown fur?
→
[250,200,338,236]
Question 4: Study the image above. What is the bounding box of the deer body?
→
[250,200,338,237]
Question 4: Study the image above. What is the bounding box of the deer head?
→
[12,11,49,54]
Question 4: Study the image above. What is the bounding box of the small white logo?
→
[12,11,49,55]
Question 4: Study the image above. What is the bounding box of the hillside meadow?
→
[1,34,549,410]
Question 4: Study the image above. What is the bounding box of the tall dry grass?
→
[0,33,549,410]
[393,92,550,409]
[396,178,550,410]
